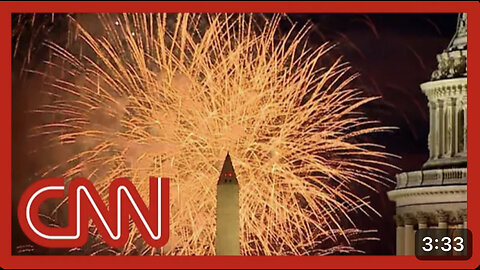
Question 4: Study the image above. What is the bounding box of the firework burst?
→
[30,13,395,255]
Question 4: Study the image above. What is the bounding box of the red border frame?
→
[2,1,479,269]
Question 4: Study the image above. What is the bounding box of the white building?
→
[387,13,467,256]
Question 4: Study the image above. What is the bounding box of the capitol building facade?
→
[387,13,467,256]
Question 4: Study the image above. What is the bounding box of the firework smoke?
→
[29,13,394,255]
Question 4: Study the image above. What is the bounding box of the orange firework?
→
[31,13,395,255]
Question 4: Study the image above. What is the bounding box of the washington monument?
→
[215,153,240,255]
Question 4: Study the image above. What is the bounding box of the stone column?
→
[437,99,445,157]
[436,210,449,229]
[451,97,457,156]
[394,215,405,255]
[445,98,454,157]
[416,212,429,229]
[458,209,467,228]
[452,224,462,256]
[455,98,463,156]
[456,209,468,256]
[428,101,437,159]
[435,210,449,256]
[404,214,416,256]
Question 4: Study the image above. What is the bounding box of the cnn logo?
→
[18,177,169,248]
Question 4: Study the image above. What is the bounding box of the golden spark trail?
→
[33,13,395,255]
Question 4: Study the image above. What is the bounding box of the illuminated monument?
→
[388,13,467,256]
[215,153,240,255]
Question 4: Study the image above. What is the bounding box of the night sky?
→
[12,13,459,255]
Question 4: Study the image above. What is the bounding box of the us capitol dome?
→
[388,13,467,256]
